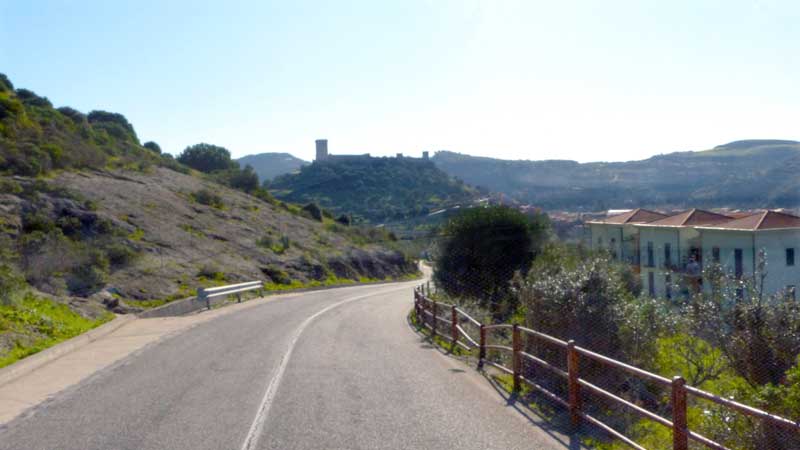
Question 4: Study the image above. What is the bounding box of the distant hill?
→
[269,156,480,223]
[432,140,800,210]
[237,152,308,182]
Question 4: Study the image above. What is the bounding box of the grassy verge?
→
[0,293,113,369]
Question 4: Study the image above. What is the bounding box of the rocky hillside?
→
[0,74,417,314]
[432,140,800,210]
[237,152,308,182]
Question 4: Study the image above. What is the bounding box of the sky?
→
[2,0,799,162]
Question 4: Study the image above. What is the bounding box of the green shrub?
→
[178,143,236,173]
[0,178,22,194]
[143,141,162,154]
[67,250,109,295]
[256,235,274,249]
[302,202,323,221]
[261,265,292,285]
[105,242,139,267]
[191,189,224,208]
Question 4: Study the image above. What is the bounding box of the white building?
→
[588,209,800,300]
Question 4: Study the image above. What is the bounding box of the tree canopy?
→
[178,143,237,173]
[434,205,549,317]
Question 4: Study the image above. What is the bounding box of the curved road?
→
[0,281,579,450]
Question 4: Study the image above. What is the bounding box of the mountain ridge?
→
[431,140,800,210]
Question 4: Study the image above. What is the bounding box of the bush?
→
[302,202,323,221]
[228,165,259,192]
[177,143,236,173]
[143,141,162,154]
[434,206,549,316]
[261,265,292,285]
[256,235,274,249]
[197,264,225,281]
[0,178,22,194]
[0,73,13,92]
[105,242,139,267]
[67,250,109,295]
[15,88,52,108]
[192,189,224,208]
[335,214,351,226]
[514,247,635,358]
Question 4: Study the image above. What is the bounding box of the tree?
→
[228,164,259,192]
[434,205,548,317]
[177,143,236,173]
[143,141,162,154]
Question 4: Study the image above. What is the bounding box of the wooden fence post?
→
[431,300,438,340]
[451,305,458,349]
[478,324,486,369]
[567,340,582,430]
[672,376,688,450]
[426,281,431,296]
[512,324,521,393]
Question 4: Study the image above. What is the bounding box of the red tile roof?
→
[697,210,800,231]
[588,208,667,225]
[640,209,733,227]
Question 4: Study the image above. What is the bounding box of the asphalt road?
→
[0,281,580,450]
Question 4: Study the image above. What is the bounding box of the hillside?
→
[432,140,800,210]
[0,73,417,365]
[269,156,480,223]
[236,152,308,182]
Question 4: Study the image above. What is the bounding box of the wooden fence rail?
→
[413,285,800,450]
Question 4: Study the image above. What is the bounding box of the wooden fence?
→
[413,285,800,450]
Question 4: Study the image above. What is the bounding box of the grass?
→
[0,293,113,369]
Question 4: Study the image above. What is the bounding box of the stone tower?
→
[422,151,429,160]
[315,139,328,161]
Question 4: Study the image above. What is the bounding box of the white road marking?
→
[239,284,411,450]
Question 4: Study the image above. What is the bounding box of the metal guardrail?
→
[198,281,263,310]
[412,285,800,450]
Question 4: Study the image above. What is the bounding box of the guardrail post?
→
[431,300,438,340]
[451,305,458,349]
[672,376,688,450]
[198,288,210,310]
[567,340,582,430]
[236,293,242,303]
[512,324,521,393]
[478,324,486,369]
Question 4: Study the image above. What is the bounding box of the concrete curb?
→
[138,277,422,319]
[0,314,136,388]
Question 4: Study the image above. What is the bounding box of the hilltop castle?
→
[314,139,430,161]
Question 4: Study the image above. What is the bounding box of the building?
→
[313,139,429,161]
[315,139,328,160]
[588,208,800,299]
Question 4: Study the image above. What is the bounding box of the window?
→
[735,248,743,279]
[664,243,671,267]
[648,271,655,297]
[712,246,720,263]
[788,248,795,267]
[646,241,654,267]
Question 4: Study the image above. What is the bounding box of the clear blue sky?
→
[2,0,799,162]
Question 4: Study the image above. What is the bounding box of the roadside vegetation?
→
[426,205,800,450]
